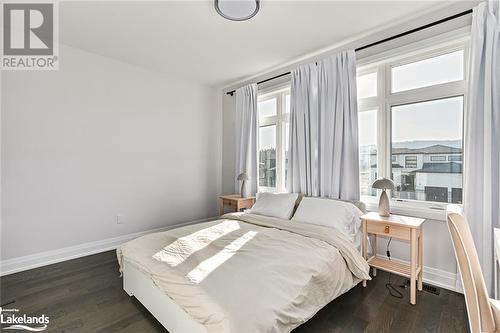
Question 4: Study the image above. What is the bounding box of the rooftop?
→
[411,162,463,174]
[372,163,404,169]
[392,144,462,155]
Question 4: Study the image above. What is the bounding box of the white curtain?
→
[235,84,259,196]
[288,50,360,200]
[288,63,319,196]
[463,0,500,294]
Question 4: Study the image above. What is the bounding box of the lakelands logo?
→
[1,1,59,70]
[0,307,49,331]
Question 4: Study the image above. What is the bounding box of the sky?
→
[392,96,463,142]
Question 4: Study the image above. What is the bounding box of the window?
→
[357,72,377,99]
[392,97,463,203]
[391,50,464,93]
[431,155,447,161]
[258,98,277,117]
[404,156,417,168]
[258,87,290,192]
[357,40,467,208]
[358,109,377,196]
[259,125,276,188]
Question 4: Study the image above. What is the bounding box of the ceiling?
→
[60,1,450,87]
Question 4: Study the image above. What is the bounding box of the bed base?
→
[122,260,207,333]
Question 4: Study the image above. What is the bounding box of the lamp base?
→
[240,181,248,198]
[378,190,391,217]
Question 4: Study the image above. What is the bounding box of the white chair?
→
[447,208,500,333]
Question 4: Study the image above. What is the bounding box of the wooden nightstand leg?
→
[219,199,224,216]
[410,228,417,305]
[362,219,367,287]
[372,234,377,277]
[418,228,423,291]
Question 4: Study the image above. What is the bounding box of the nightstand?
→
[361,212,425,305]
[218,195,255,215]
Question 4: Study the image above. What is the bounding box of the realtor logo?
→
[0,307,50,331]
[1,1,59,70]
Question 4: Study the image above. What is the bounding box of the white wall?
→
[1,45,221,261]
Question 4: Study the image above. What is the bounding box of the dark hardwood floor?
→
[0,251,469,333]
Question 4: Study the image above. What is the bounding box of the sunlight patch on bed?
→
[186,231,258,284]
[152,220,240,267]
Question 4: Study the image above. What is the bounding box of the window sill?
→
[361,196,453,221]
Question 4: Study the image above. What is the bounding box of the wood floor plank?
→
[0,251,469,333]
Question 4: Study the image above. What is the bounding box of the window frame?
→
[357,35,469,219]
[257,85,290,193]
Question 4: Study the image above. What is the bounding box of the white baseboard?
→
[0,216,218,277]
[376,254,459,293]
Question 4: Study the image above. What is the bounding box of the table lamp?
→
[237,173,249,198]
[372,178,395,217]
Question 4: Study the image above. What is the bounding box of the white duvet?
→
[117,212,370,333]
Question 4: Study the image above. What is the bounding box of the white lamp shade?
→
[237,172,249,181]
[372,178,395,191]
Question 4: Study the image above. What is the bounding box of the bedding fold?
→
[221,212,370,280]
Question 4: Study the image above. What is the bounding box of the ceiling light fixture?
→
[215,0,260,21]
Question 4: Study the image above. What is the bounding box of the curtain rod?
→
[226,8,472,96]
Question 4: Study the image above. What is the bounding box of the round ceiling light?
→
[215,0,260,21]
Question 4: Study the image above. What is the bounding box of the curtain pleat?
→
[235,84,259,196]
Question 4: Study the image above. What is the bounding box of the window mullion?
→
[383,64,392,181]
[376,64,389,181]
[358,97,378,111]
[387,81,466,107]
[259,116,277,127]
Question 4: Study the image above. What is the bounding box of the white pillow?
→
[291,197,363,245]
[247,192,299,220]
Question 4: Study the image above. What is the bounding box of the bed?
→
[117,197,370,333]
